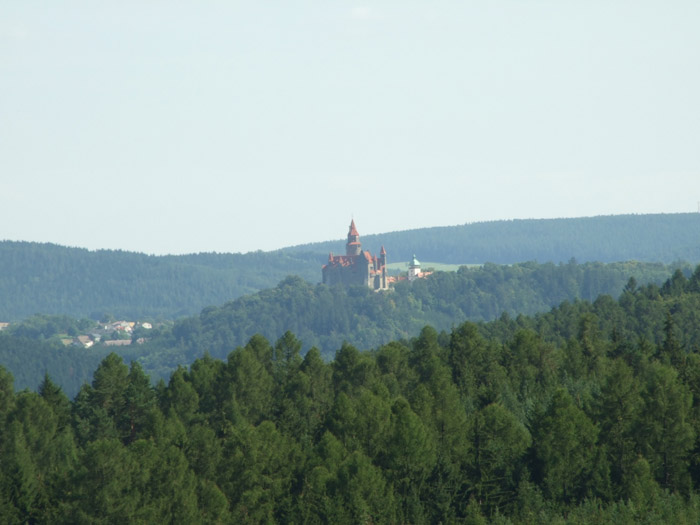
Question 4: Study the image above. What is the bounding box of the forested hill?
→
[2,214,699,321]
[287,213,700,264]
[0,241,323,321]
[134,261,685,379]
[1,260,686,396]
[5,263,700,521]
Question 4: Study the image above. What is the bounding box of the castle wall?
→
[322,259,370,287]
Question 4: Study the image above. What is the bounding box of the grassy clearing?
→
[385,261,481,273]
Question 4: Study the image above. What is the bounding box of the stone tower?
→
[408,254,421,281]
[346,219,362,256]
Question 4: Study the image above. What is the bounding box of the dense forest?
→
[0,241,322,321]
[0,260,684,396]
[2,213,699,321]
[137,260,681,379]
[4,266,700,521]
[290,213,700,264]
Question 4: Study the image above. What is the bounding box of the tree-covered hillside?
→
[134,260,683,378]
[0,260,686,395]
[4,265,700,521]
[289,213,700,264]
[2,213,699,321]
[0,241,323,321]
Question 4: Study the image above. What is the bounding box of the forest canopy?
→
[4,264,700,521]
[0,260,688,395]
[2,213,699,321]
[288,212,700,264]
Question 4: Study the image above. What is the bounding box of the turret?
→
[346,219,362,256]
[379,246,387,289]
[408,254,421,281]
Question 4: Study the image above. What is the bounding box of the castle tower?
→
[408,254,421,281]
[346,219,362,256]
[379,246,387,289]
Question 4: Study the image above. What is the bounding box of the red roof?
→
[325,255,357,268]
[380,245,386,255]
[348,219,359,237]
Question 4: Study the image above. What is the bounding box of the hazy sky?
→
[2,2,699,254]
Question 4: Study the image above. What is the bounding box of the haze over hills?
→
[1,213,699,321]
[288,213,700,265]
[5,260,700,522]
[1,213,699,443]
[2,259,691,397]
[0,242,323,321]
[3,3,699,520]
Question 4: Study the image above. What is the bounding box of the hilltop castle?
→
[322,220,389,290]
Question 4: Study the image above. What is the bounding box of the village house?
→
[106,321,134,333]
[76,335,94,349]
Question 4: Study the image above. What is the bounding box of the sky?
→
[2,1,699,255]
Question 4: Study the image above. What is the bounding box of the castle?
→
[322,220,389,290]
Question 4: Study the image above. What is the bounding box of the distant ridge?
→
[284,213,700,265]
[1,213,699,321]
[0,242,323,321]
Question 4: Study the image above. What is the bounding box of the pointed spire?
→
[380,245,386,255]
[346,219,362,256]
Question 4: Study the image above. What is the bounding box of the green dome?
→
[410,254,420,267]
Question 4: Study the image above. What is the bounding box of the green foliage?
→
[0,241,323,320]
[3,213,699,323]
[6,259,700,520]
[127,260,682,383]
[591,359,643,500]
[0,333,107,397]
[533,388,600,503]
[465,403,531,513]
[1,260,689,393]
[638,362,695,492]
[291,212,700,264]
